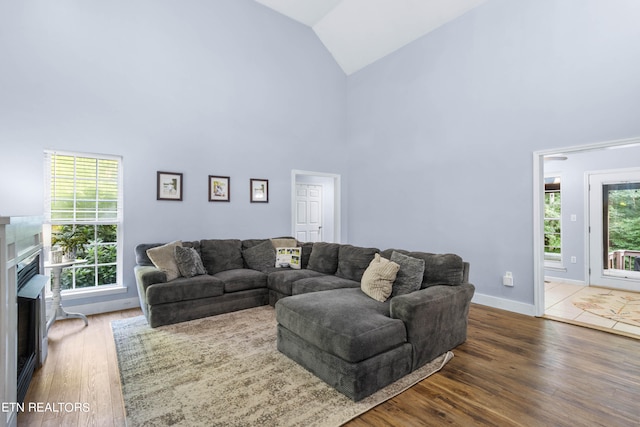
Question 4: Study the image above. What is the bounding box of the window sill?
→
[46,285,127,301]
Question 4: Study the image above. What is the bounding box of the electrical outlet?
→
[502,271,514,287]
[571,256,577,264]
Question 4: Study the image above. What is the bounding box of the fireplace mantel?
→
[0,216,45,427]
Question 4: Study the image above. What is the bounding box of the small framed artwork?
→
[209,175,230,202]
[250,178,269,203]
[157,171,183,201]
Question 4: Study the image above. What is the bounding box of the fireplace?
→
[1,216,46,427]
[16,252,47,403]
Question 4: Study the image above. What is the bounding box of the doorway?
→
[534,137,640,315]
[291,170,341,243]
[534,137,640,337]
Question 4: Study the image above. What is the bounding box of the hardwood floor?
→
[19,304,640,426]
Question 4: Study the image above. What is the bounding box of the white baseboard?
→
[544,276,586,286]
[472,293,536,316]
[45,297,140,317]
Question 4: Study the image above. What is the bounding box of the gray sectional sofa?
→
[134,238,475,401]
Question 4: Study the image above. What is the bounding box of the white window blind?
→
[45,151,122,224]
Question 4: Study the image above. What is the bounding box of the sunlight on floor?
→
[544,281,640,338]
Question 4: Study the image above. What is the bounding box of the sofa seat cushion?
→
[267,269,327,296]
[292,275,360,295]
[276,288,407,363]
[214,268,267,293]
[146,275,224,305]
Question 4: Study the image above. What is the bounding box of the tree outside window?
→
[544,177,561,263]
[45,151,122,292]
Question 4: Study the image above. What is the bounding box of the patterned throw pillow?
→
[275,247,302,270]
[360,254,400,302]
[174,246,207,278]
[146,241,183,281]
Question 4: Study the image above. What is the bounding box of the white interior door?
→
[295,184,322,242]
[588,169,640,291]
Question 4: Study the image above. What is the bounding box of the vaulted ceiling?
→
[255,0,487,75]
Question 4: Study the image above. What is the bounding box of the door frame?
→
[291,170,341,243]
[533,136,640,316]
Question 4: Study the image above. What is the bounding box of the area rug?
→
[111,306,453,427]
[573,291,640,327]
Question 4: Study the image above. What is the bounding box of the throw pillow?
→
[360,254,400,302]
[146,241,183,281]
[390,251,425,297]
[242,240,276,272]
[174,245,207,278]
[271,238,297,249]
[275,247,302,269]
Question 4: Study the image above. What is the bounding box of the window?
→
[45,151,123,292]
[544,176,561,264]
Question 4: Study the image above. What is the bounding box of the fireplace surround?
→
[1,216,46,427]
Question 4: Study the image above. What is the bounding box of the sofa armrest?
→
[134,265,167,317]
[390,283,475,370]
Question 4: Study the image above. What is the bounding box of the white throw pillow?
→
[146,240,183,281]
[360,254,400,302]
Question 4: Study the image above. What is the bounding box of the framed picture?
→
[209,175,230,202]
[157,171,183,201]
[250,178,269,203]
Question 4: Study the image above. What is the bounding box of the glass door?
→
[588,170,640,290]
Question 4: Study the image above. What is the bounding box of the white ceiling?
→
[255,0,487,75]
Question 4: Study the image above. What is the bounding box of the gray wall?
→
[2,0,640,314]
[346,0,640,309]
[0,0,347,310]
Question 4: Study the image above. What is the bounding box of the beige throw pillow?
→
[146,240,183,281]
[360,254,400,302]
[271,238,297,249]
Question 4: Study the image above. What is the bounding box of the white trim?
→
[472,293,536,316]
[291,170,341,243]
[533,151,545,316]
[46,284,127,301]
[45,296,140,317]
[533,136,640,317]
[544,276,586,286]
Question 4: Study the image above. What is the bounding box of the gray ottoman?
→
[275,288,413,401]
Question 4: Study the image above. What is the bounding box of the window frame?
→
[44,150,124,296]
[544,174,563,268]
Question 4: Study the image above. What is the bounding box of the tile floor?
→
[544,281,640,338]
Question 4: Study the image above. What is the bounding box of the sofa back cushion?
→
[335,244,379,282]
[408,252,464,287]
[135,243,163,266]
[307,242,341,274]
[242,240,276,272]
[200,239,243,274]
